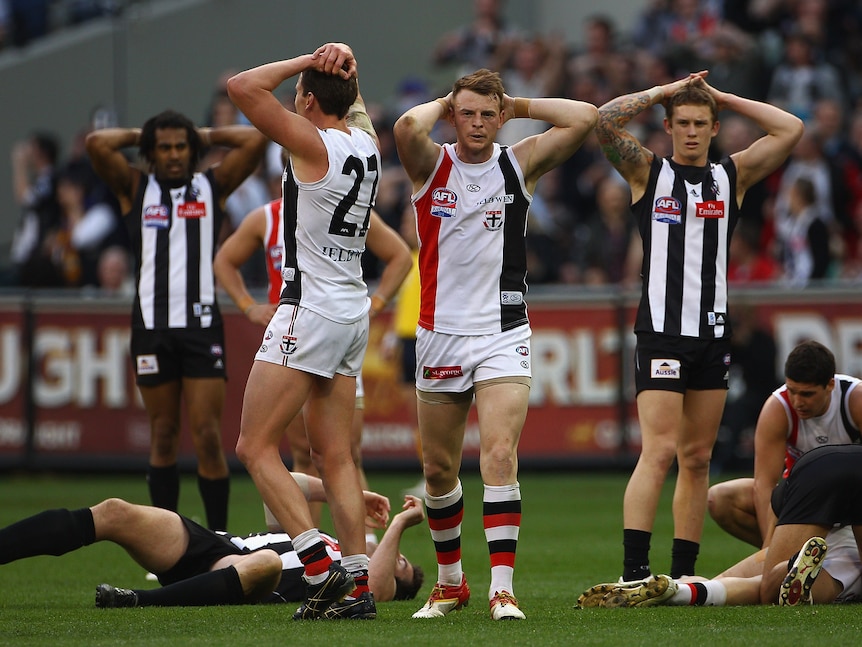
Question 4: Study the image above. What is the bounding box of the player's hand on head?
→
[311,42,356,79]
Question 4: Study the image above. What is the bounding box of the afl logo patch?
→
[430,188,457,218]
[143,205,170,228]
[653,196,682,224]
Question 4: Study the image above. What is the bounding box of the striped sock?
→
[484,482,521,598]
[341,554,370,597]
[293,529,332,584]
[671,580,727,606]
[425,481,464,586]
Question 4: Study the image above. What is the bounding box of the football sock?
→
[670,580,727,606]
[147,464,179,512]
[341,554,370,597]
[293,529,332,584]
[670,538,700,578]
[197,474,230,531]
[484,482,521,598]
[425,480,464,586]
[622,529,652,581]
[136,565,244,606]
[0,507,95,563]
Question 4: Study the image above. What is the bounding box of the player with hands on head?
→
[227,42,383,620]
[394,67,597,620]
[214,196,412,526]
[85,110,268,531]
[595,70,804,582]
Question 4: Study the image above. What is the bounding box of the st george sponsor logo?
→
[422,365,464,380]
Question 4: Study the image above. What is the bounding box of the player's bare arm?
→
[85,128,141,212]
[751,397,791,547]
[227,57,327,167]
[509,96,597,189]
[212,205,277,326]
[365,211,412,317]
[206,125,268,205]
[393,97,447,191]
[723,93,803,198]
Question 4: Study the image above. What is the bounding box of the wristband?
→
[435,98,450,114]
[237,297,255,315]
[647,86,664,103]
[370,294,386,316]
[514,97,532,119]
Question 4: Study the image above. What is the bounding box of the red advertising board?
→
[1,288,861,469]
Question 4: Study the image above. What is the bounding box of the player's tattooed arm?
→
[596,90,656,169]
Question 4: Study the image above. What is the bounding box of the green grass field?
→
[0,470,859,646]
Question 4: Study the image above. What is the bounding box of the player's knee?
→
[706,485,727,521]
[93,497,135,527]
[677,444,712,474]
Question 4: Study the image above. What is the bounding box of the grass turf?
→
[0,470,859,646]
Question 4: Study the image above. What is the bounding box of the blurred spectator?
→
[96,244,134,296]
[773,130,835,227]
[774,176,832,287]
[766,28,844,123]
[526,167,576,284]
[54,164,121,287]
[572,177,637,286]
[727,220,780,284]
[494,33,567,145]
[9,132,61,287]
[695,22,768,102]
[568,14,618,84]
[432,0,516,76]
[634,0,720,75]
[712,301,780,474]
[712,115,770,232]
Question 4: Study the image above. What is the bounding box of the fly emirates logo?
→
[696,200,725,218]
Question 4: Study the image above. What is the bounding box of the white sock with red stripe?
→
[671,580,728,606]
[484,482,521,599]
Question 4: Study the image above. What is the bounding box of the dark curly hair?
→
[139,109,202,170]
[393,562,425,601]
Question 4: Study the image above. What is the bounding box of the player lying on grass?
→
[0,474,425,608]
[577,444,862,608]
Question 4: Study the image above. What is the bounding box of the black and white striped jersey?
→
[127,169,224,330]
[632,155,739,339]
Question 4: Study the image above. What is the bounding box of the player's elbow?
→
[226,73,253,109]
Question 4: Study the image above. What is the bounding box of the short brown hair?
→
[299,69,358,119]
[452,68,505,112]
[666,82,718,123]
